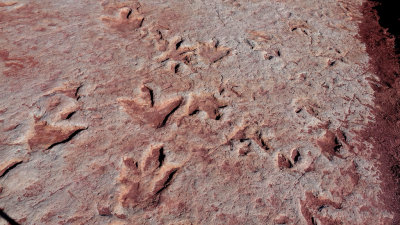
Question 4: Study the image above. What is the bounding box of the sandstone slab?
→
[0,0,399,224]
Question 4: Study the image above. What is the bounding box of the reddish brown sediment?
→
[1,0,397,223]
[358,1,400,223]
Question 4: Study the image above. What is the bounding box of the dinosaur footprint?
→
[27,83,86,151]
[154,37,230,66]
[198,40,230,65]
[186,92,227,120]
[155,36,196,65]
[101,6,144,32]
[118,145,181,209]
[118,85,182,128]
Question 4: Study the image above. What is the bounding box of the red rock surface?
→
[0,0,398,224]
[358,1,400,224]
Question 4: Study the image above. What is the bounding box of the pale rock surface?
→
[0,0,395,224]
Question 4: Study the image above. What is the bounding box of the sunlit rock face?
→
[0,0,399,224]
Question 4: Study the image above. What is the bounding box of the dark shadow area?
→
[372,0,400,56]
[0,209,20,225]
[0,161,22,178]
[47,128,87,150]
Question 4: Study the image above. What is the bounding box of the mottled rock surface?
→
[0,0,399,224]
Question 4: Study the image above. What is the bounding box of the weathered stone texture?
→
[0,0,398,224]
